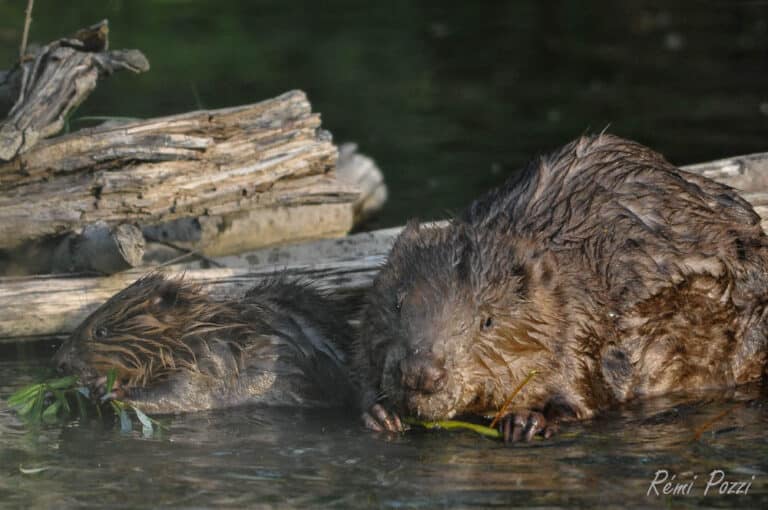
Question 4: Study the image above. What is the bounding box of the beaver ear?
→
[150,280,183,310]
[400,219,422,240]
[391,219,421,252]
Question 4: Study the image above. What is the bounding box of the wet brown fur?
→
[76,276,252,386]
[55,273,355,413]
[354,134,768,424]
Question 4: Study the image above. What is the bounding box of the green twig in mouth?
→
[6,368,164,434]
[404,418,501,439]
[402,369,539,439]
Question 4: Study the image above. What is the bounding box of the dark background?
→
[1,0,767,227]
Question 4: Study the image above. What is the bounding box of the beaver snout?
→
[53,346,88,377]
[399,354,447,394]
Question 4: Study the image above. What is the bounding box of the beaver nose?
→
[53,347,78,374]
[53,350,71,374]
[400,355,447,394]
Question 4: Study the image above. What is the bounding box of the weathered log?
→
[0,90,344,252]
[681,154,768,232]
[0,246,390,343]
[681,152,768,193]
[336,142,387,225]
[141,143,386,261]
[210,226,402,269]
[51,222,145,274]
[140,174,359,257]
[0,20,150,161]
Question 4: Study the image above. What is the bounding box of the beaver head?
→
[54,274,249,388]
[360,221,565,420]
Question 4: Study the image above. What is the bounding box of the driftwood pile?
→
[0,21,385,276]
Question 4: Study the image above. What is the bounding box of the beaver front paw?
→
[362,403,405,432]
[498,410,559,443]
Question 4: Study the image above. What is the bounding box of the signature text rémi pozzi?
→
[647,469,756,497]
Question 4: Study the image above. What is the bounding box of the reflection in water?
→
[1,357,767,507]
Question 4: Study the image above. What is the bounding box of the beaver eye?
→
[481,317,493,331]
[94,327,108,339]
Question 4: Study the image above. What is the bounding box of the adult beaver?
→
[355,134,768,441]
[54,274,355,413]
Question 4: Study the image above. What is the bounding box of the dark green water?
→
[2,0,768,507]
[1,0,768,227]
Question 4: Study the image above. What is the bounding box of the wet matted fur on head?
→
[55,273,257,386]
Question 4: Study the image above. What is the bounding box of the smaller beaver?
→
[354,134,768,441]
[54,274,355,413]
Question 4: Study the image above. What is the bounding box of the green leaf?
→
[132,406,154,436]
[16,396,37,417]
[30,387,45,420]
[7,383,43,407]
[118,408,132,433]
[105,368,118,394]
[42,401,61,423]
[74,391,88,420]
[46,375,79,390]
[50,389,71,414]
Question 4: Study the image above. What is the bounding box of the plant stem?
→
[404,418,502,439]
[19,0,35,61]
[489,370,538,429]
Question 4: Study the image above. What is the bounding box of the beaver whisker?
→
[471,347,497,379]
[90,343,144,369]
[119,330,199,355]
[114,341,165,362]
[115,335,196,366]
[181,323,252,340]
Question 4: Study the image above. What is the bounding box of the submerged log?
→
[0,20,150,161]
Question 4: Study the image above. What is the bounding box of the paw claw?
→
[362,412,385,432]
[498,410,557,443]
[363,403,404,432]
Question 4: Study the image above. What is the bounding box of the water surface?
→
[2,349,768,508]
